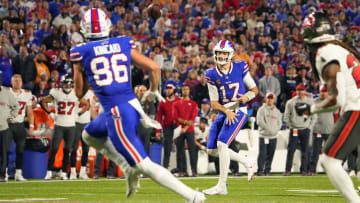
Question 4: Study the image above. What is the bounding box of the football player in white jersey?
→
[69,89,96,180]
[297,11,360,202]
[7,74,34,181]
[40,75,89,180]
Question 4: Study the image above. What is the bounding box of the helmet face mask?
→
[61,75,73,93]
[80,8,112,39]
[213,40,234,66]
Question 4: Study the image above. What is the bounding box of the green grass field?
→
[0,174,355,202]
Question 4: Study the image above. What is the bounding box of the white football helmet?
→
[80,8,111,39]
[213,40,234,65]
[61,74,74,93]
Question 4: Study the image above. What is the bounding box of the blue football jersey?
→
[70,36,136,111]
[205,61,249,107]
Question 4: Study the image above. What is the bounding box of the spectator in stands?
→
[284,63,297,100]
[183,69,199,99]
[156,83,180,169]
[233,43,251,67]
[258,63,281,101]
[52,6,72,29]
[33,79,49,99]
[56,50,72,76]
[256,92,282,176]
[309,86,334,176]
[35,19,50,43]
[198,98,211,121]
[194,71,209,107]
[33,52,50,84]
[12,45,37,91]
[283,84,317,176]
[0,73,19,182]
[0,32,17,58]
[42,26,59,50]
[0,45,12,87]
[45,39,61,71]
[173,84,198,177]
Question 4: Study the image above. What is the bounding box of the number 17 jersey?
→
[70,36,136,112]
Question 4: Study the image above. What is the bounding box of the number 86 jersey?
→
[70,36,136,112]
[315,43,360,112]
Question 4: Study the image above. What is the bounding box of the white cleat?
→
[126,169,140,198]
[15,174,26,182]
[79,172,89,180]
[44,171,52,181]
[203,185,227,195]
[186,191,206,203]
[69,172,77,180]
[247,164,254,182]
[60,172,68,180]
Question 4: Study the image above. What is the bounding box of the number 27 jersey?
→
[315,43,360,112]
[70,36,136,112]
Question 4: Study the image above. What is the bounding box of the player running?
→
[71,8,205,203]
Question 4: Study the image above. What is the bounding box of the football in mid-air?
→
[147,4,161,21]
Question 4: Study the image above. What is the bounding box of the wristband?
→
[245,91,256,101]
[29,124,34,128]
[201,146,206,150]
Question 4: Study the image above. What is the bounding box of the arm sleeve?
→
[207,83,219,101]
[256,107,267,129]
[243,73,256,90]
[70,46,83,62]
[283,100,292,128]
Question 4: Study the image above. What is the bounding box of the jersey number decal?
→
[18,101,26,115]
[90,53,128,86]
[58,101,75,115]
[219,82,240,103]
[347,54,360,88]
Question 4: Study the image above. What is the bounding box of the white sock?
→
[228,149,250,168]
[136,158,194,201]
[71,167,76,174]
[80,166,86,174]
[320,154,360,203]
[82,130,132,175]
[16,169,23,177]
[217,141,230,188]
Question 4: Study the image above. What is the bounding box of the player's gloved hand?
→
[49,112,56,120]
[295,103,311,116]
[142,90,165,103]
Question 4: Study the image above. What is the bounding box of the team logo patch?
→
[216,80,221,85]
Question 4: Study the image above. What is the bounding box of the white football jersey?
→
[316,43,360,112]
[10,88,32,123]
[50,88,78,127]
[194,126,209,144]
[75,90,95,124]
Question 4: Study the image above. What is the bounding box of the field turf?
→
[0,174,354,202]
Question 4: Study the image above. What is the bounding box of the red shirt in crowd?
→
[156,96,181,133]
[173,98,198,133]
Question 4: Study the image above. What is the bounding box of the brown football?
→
[148,4,161,21]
